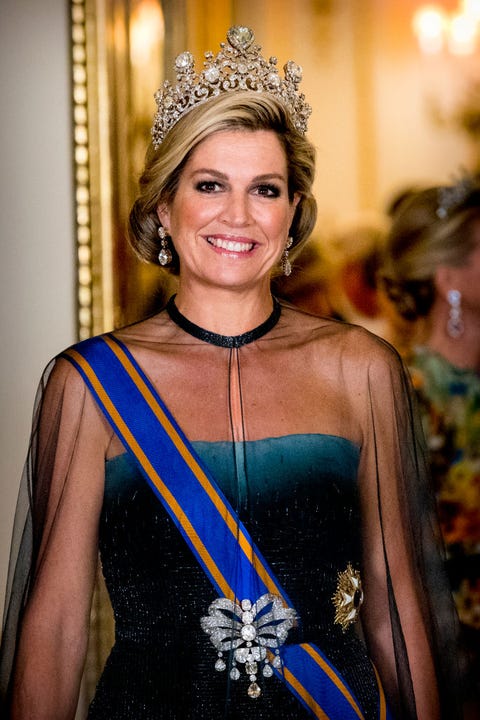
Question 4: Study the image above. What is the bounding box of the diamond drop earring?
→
[158,226,173,266]
[281,237,293,277]
[447,289,464,338]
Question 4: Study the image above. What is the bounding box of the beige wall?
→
[0,0,76,621]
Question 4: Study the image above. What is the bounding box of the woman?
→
[1,27,460,720]
[381,177,480,717]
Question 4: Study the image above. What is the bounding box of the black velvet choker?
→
[166,295,281,348]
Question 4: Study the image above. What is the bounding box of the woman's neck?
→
[173,283,275,336]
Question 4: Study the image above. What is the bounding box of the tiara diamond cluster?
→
[151,26,312,147]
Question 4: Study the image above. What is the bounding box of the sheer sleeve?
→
[0,356,111,719]
[355,338,462,719]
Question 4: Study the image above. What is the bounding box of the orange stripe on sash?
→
[281,662,330,719]
[372,665,387,720]
[302,644,365,719]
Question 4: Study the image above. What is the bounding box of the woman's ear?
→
[289,193,301,229]
[156,203,170,230]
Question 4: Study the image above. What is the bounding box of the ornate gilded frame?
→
[71,0,112,339]
[71,0,178,342]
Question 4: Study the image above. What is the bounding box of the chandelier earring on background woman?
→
[158,226,173,266]
[447,288,464,338]
[281,237,293,276]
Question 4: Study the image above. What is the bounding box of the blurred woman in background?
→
[381,176,480,717]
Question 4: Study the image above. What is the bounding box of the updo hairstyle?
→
[381,181,480,321]
[129,91,317,274]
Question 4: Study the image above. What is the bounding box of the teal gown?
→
[88,436,381,718]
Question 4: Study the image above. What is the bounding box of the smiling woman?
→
[128,89,316,278]
[0,25,462,720]
[155,128,299,313]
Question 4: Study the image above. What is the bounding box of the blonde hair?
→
[129,91,317,273]
[381,183,480,320]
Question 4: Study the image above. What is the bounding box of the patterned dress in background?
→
[409,346,480,704]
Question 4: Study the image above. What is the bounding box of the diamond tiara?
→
[151,26,312,148]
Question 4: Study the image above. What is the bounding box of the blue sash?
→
[63,334,392,720]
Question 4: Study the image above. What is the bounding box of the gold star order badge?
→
[332,563,364,631]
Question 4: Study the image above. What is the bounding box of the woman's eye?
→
[254,184,281,198]
[196,181,221,193]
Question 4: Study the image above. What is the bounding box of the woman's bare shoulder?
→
[279,301,401,363]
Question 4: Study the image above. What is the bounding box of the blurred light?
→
[449,12,478,54]
[130,0,164,67]
[462,0,480,21]
[412,5,447,54]
[414,2,480,55]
